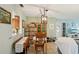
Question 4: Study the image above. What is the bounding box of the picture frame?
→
[22,20,25,28]
[0,7,11,24]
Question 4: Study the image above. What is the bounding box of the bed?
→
[75,39,79,53]
[55,37,78,54]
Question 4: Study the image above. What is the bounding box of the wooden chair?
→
[35,32,46,53]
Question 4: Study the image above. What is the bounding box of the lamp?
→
[12,16,20,33]
[42,16,47,21]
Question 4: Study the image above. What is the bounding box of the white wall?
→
[47,17,56,38]
[25,16,63,38]
[25,16,41,24]
[0,4,26,35]
[0,24,12,54]
[0,24,23,54]
[0,4,26,34]
[47,17,66,39]
[0,4,25,53]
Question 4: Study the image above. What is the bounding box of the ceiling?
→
[20,4,79,20]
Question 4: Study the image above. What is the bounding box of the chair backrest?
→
[36,32,46,38]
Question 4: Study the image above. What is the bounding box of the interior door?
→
[0,24,12,54]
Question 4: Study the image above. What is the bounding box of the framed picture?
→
[0,7,11,24]
[22,20,25,28]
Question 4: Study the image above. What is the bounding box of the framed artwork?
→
[22,20,25,28]
[0,7,11,24]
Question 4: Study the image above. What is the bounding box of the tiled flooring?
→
[46,42,58,54]
[27,42,58,54]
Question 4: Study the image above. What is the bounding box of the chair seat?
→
[35,43,44,46]
[35,40,44,53]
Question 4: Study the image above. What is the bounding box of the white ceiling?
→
[20,4,79,20]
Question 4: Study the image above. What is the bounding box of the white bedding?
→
[15,37,28,53]
[55,37,78,54]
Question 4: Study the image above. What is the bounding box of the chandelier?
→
[40,8,48,23]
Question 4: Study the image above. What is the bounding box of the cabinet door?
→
[41,24,45,32]
[37,23,46,32]
[37,24,41,32]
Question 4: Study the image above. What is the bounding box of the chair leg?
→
[43,46,44,54]
[25,47,27,54]
[35,47,38,54]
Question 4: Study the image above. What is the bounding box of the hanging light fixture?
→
[40,8,48,23]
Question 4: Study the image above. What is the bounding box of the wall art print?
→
[0,7,11,24]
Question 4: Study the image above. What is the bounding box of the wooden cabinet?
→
[37,24,41,32]
[28,26,37,39]
[24,22,47,38]
[24,22,37,39]
[37,23,47,37]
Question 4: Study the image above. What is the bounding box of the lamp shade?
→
[12,16,20,29]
